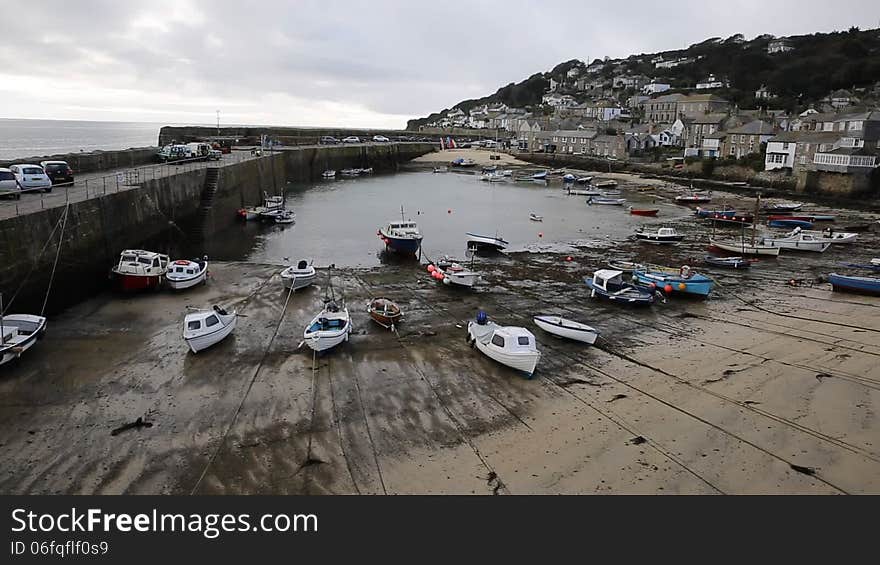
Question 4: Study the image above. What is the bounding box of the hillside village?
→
[410,28,880,191]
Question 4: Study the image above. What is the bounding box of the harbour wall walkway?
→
[0,142,436,313]
[0,146,158,175]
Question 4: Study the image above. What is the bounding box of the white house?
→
[755,85,772,99]
[542,93,578,108]
[655,58,693,69]
[549,78,559,92]
[696,74,727,89]
[701,132,726,158]
[767,39,794,54]
[566,67,581,79]
[643,81,671,95]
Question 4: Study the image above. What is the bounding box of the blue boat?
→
[828,273,880,296]
[695,207,735,218]
[584,269,658,306]
[633,266,715,297]
[769,219,813,229]
[378,207,423,255]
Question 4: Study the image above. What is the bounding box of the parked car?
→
[372,135,390,142]
[208,149,222,160]
[320,136,340,144]
[342,136,360,143]
[0,167,21,199]
[40,160,75,186]
[10,164,52,193]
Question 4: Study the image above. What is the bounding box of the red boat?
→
[629,208,659,217]
[111,249,170,292]
[767,215,828,222]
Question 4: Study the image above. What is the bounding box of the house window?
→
[729,146,735,156]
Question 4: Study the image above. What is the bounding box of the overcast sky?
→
[1,0,878,128]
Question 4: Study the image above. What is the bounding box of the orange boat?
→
[629,208,659,217]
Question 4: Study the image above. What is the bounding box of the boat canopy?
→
[593,269,624,290]
[489,327,536,350]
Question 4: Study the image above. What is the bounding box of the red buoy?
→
[664,284,673,293]
[427,265,435,273]
[566,256,573,262]
[538,232,544,238]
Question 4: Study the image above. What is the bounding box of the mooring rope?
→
[40,203,70,316]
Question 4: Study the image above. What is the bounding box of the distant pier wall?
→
[0,143,435,313]
[0,147,158,174]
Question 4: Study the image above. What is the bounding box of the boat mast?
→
[751,193,761,247]
[0,293,4,346]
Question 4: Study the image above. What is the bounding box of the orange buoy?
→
[678,283,687,291]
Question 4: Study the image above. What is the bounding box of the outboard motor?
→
[476,310,488,325]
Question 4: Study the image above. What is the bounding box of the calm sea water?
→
[0,118,165,160]
[200,170,689,267]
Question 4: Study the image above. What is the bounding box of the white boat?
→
[533,315,599,345]
[467,314,541,377]
[183,305,237,353]
[499,169,513,177]
[587,197,626,206]
[321,170,337,179]
[274,210,296,224]
[260,208,288,222]
[439,263,480,287]
[566,188,592,196]
[635,227,684,245]
[594,180,618,188]
[801,228,858,244]
[263,192,284,210]
[761,228,831,253]
[675,192,712,204]
[280,260,317,291]
[466,232,508,251]
[359,167,373,175]
[529,213,543,221]
[872,258,880,266]
[576,176,593,184]
[432,167,448,173]
[341,168,360,176]
[303,301,351,352]
[165,258,208,290]
[0,301,47,367]
[480,173,505,182]
[709,238,781,256]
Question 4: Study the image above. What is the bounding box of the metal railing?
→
[0,151,268,219]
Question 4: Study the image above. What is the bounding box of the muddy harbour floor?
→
[1,161,880,494]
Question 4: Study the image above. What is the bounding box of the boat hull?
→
[281,269,316,291]
[533,316,598,344]
[633,271,714,297]
[709,239,780,256]
[0,315,47,367]
[166,271,207,290]
[113,272,163,292]
[584,279,655,305]
[828,273,880,296]
[769,219,813,229]
[465,233,508,250]
[468,322,540,377]
[630,209,659,216]
[185,315,236,353]
[378,232,422,254]
[635,234,682,245]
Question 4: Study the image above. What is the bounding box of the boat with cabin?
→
[166,257,208,290]
[111,249,170,291]
[761,227,831,252]
[800,228,858,244]
[303,300,351,352]
[584,270,659,305]
[183,305,237,353]
[467,311,541,377]
[322,170,337,179]
[378,207,423,255]
[635,227,684,245]
[280,260,317,291]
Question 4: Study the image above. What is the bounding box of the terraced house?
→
[721,120,776,158]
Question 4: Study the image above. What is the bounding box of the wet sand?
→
[1,220,878,493]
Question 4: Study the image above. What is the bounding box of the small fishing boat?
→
[480,173,505,182]
[838,261,880,272]
[437,263,480,287]
[367,297,403,330]
[828,273,880,296]
[807,215,835,222]
[635,227,684,245]
[359,167,373,175]
[467,311,541,377]
[582,189,603,196]
[237,207,261,221]
[695,207,735,218]
[499,170,513,177]
[587,197,626,206]
[321,170,337,179]
[600,190,622,197]
[629,207,659,217]
[532,171,548,180]
[0,295,47,367]
[466,232,508,251]
[481,165,498,173]
[274,210,296,224]
[576,176,593,185]
[769,218,813,230]
[635,186,656,192]
[166,257,208,290]
[709,238,781,256]
[675,192,712,204]
[594,180,618,188]
[432,167,448,173]
[768,215,821,222]
[606,260,644,273]
[549,169,565,175]
[562,173,577,183]
[763,203,803,214]
[584,270,658,305]
[529,213,543,221]
[378,207,423,255]
[567,188,593,196]
[762,228,831,252]
[704,256,751,269]
[633,265,715,297]
[111,249,170,292]
[280,260,317,291]
[340,168,360,176]
[260,208,289,222]
[263,193,284,210]
[303,300,352,352]
[183,305,237,353]
[800,228,858,244]
[533,315,599,345]
[451,158,477,168]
